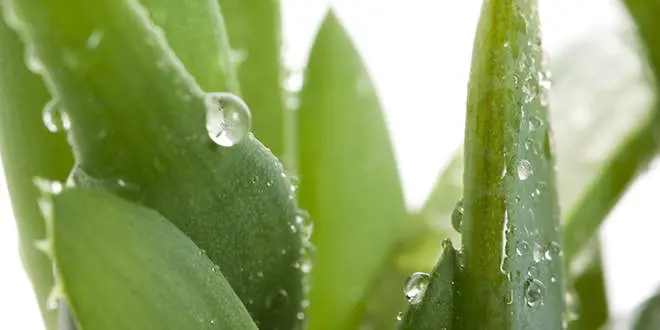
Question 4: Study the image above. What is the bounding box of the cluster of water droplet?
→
[205,92,252,147]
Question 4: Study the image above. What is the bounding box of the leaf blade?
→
[298,11,407,330]
[459,0,563,328]
[6,0,304,327]
[50,188,258,330]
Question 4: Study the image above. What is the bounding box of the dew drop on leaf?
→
[544,241,562,261]
[205,93,251,147]
[403,272,430,304]
[527,264,539,278]
[295,209,313,239]
[451,199,464,233]
[42,99,71,133]
[517,159,533,180]
[525,278,546,308]
[516,240,529,256]
[396,312,403,321]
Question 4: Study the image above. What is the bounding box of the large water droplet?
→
[517,159,533,180]
[42,100,71,133]
[525,278,546,307]
[403,272,430,304]
[205,93,251,147]
[451,199,464,233]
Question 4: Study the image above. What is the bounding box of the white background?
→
[1,0,659,328]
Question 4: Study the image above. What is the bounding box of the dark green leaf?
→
[399,240,457,330]
[633,292,660,330]
[0,11,73,330]
[298,11,407,330]
[48,188,258,330]
[219,0,286,160]
[568,237,608,330]
[459,0,563,328]
[6,0,303,327]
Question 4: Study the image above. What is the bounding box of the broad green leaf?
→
[399,240,457,330]
[219,0,286,160]
[568,237,608,330]
[459,0,563,328]
[0,11,73,330]
[140,0,239,93]
[298,11,407,330]
[633,292,660,330]
[48,188,258,330]
[5,0,303,328]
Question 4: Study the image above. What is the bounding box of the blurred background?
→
[2,0,659,328]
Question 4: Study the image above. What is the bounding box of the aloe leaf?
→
[140,0,239,93]
[406,23,656,273]
[633,292,660,330]
[399,240,457,330]
[46,187,258,330]
[4,0,303,328]
[0,11,73,330]
[459,0,563,328]
[298,11,407,330]
[218,0,285,160]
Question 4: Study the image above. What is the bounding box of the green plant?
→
[1,0,659,329]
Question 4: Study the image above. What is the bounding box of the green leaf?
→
[399,240,457,330]
[633,291,660,330]
[140,0,239,93]
[298,11,407,330]
[5,0,303,328]
[0,10,73,330]
[458,0,563,328]
[406,24,656,274]
[568,237,608,330]
[47,188,258,330]
[219,0,286,160]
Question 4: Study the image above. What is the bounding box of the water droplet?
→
[265,289,288,309]
[205,93,251,147]
[527,116,543,131]
[525,278,546,307]
[516,240,529,256]
[550,275,557,283]
[396,312,403,321]
[42,100,71,133]
[451,199,464,233]
[533,243,544,262]
[544,241,562,261]
[403,272,430,304]
[517,159,533,180]
[527,265,539,278]
[296,210,313,239]
[210,319,216,325]
[296,312,305,320]
[86,29,104,49]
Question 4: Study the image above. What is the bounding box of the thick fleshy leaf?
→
[298,11,407,330]
[5,0,303,327]
[0,11,73,329]
[458,0,563,328]
[399,240,457,330]
[47,188,258,330]
[219,0,286,160]
[405,22,656,274]
[140,0,239,93]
